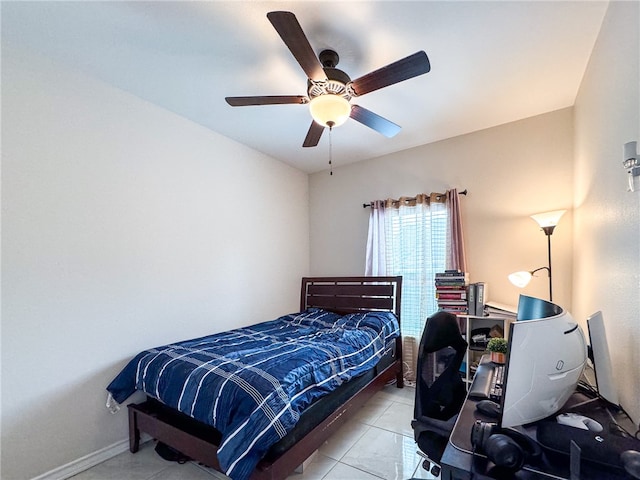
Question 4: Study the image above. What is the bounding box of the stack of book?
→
[435,270,469,314]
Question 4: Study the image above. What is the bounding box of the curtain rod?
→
[362,189,467,208]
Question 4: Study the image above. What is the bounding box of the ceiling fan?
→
[225,11,431,148]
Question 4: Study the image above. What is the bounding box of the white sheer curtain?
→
[364,191,465,383]
[365,200,387,275]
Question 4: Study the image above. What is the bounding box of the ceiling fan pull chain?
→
[328,122,334,175]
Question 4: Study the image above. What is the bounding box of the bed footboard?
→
[128,401,223,471]
[127,358,401,480]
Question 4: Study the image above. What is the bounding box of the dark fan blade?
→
[350,105,401,138]
[349,51,431,97]
[225,96,307,106]
[267,11,326,82]
[303,121,325,147]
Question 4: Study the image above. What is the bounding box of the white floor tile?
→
[69,443,171,480]
[318,418,371,461]
[373,402,415,437]
[377,385,416,406]
[148,462,221,480]
[322,462,383,480]
[286,453,338,480]
[351,395,394,425]
[340,426,422,480]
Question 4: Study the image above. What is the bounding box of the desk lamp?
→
[509,209,566,301]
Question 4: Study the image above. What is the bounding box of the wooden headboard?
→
[300,276,402,321]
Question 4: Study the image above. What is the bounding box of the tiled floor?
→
[71,385,438,480]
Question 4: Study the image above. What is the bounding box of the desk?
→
[440,372,638,480]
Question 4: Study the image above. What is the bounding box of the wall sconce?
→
[509,209,566,301]
[623,141,639,192]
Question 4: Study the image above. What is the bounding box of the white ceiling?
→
[2,1,609,174]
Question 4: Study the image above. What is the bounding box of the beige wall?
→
[310,108,574,310]
[573,0,640,423]
[1,46,309,480]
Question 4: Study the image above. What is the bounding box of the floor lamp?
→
[508,209,566,302]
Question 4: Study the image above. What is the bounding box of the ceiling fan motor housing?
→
[307,49,351,100]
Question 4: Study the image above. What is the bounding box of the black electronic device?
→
[468,362,504,402]
[537,421,640,473]
[476,400,501,418]
[470,420,542,471]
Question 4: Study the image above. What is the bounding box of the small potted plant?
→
[487,337,508,364]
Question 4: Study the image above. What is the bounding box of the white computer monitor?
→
[499,295,588,428]
[586,311,619,406]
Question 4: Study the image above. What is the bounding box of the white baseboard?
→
[31,436,151,480]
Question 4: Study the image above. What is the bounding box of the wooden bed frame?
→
[127,276,403,480]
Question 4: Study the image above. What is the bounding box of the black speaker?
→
[470,420,542,471]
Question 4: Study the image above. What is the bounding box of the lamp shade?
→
[530,209,566,229]
[309,94,351,127]
[508,271,533,288]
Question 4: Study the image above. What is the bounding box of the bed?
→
[107,276,403,480]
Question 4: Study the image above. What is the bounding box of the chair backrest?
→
[414,311,468,421]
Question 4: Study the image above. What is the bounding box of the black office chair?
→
[411,311,468,478]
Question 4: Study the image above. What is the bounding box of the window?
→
[384,201,448,339]
[366,192,464,384]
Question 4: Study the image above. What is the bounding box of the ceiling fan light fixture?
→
[309,94,351,128]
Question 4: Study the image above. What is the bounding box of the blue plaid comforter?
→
[106,308,399,480]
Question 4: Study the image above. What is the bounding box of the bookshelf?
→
[459,314,514,387]
[432,272,513,388]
